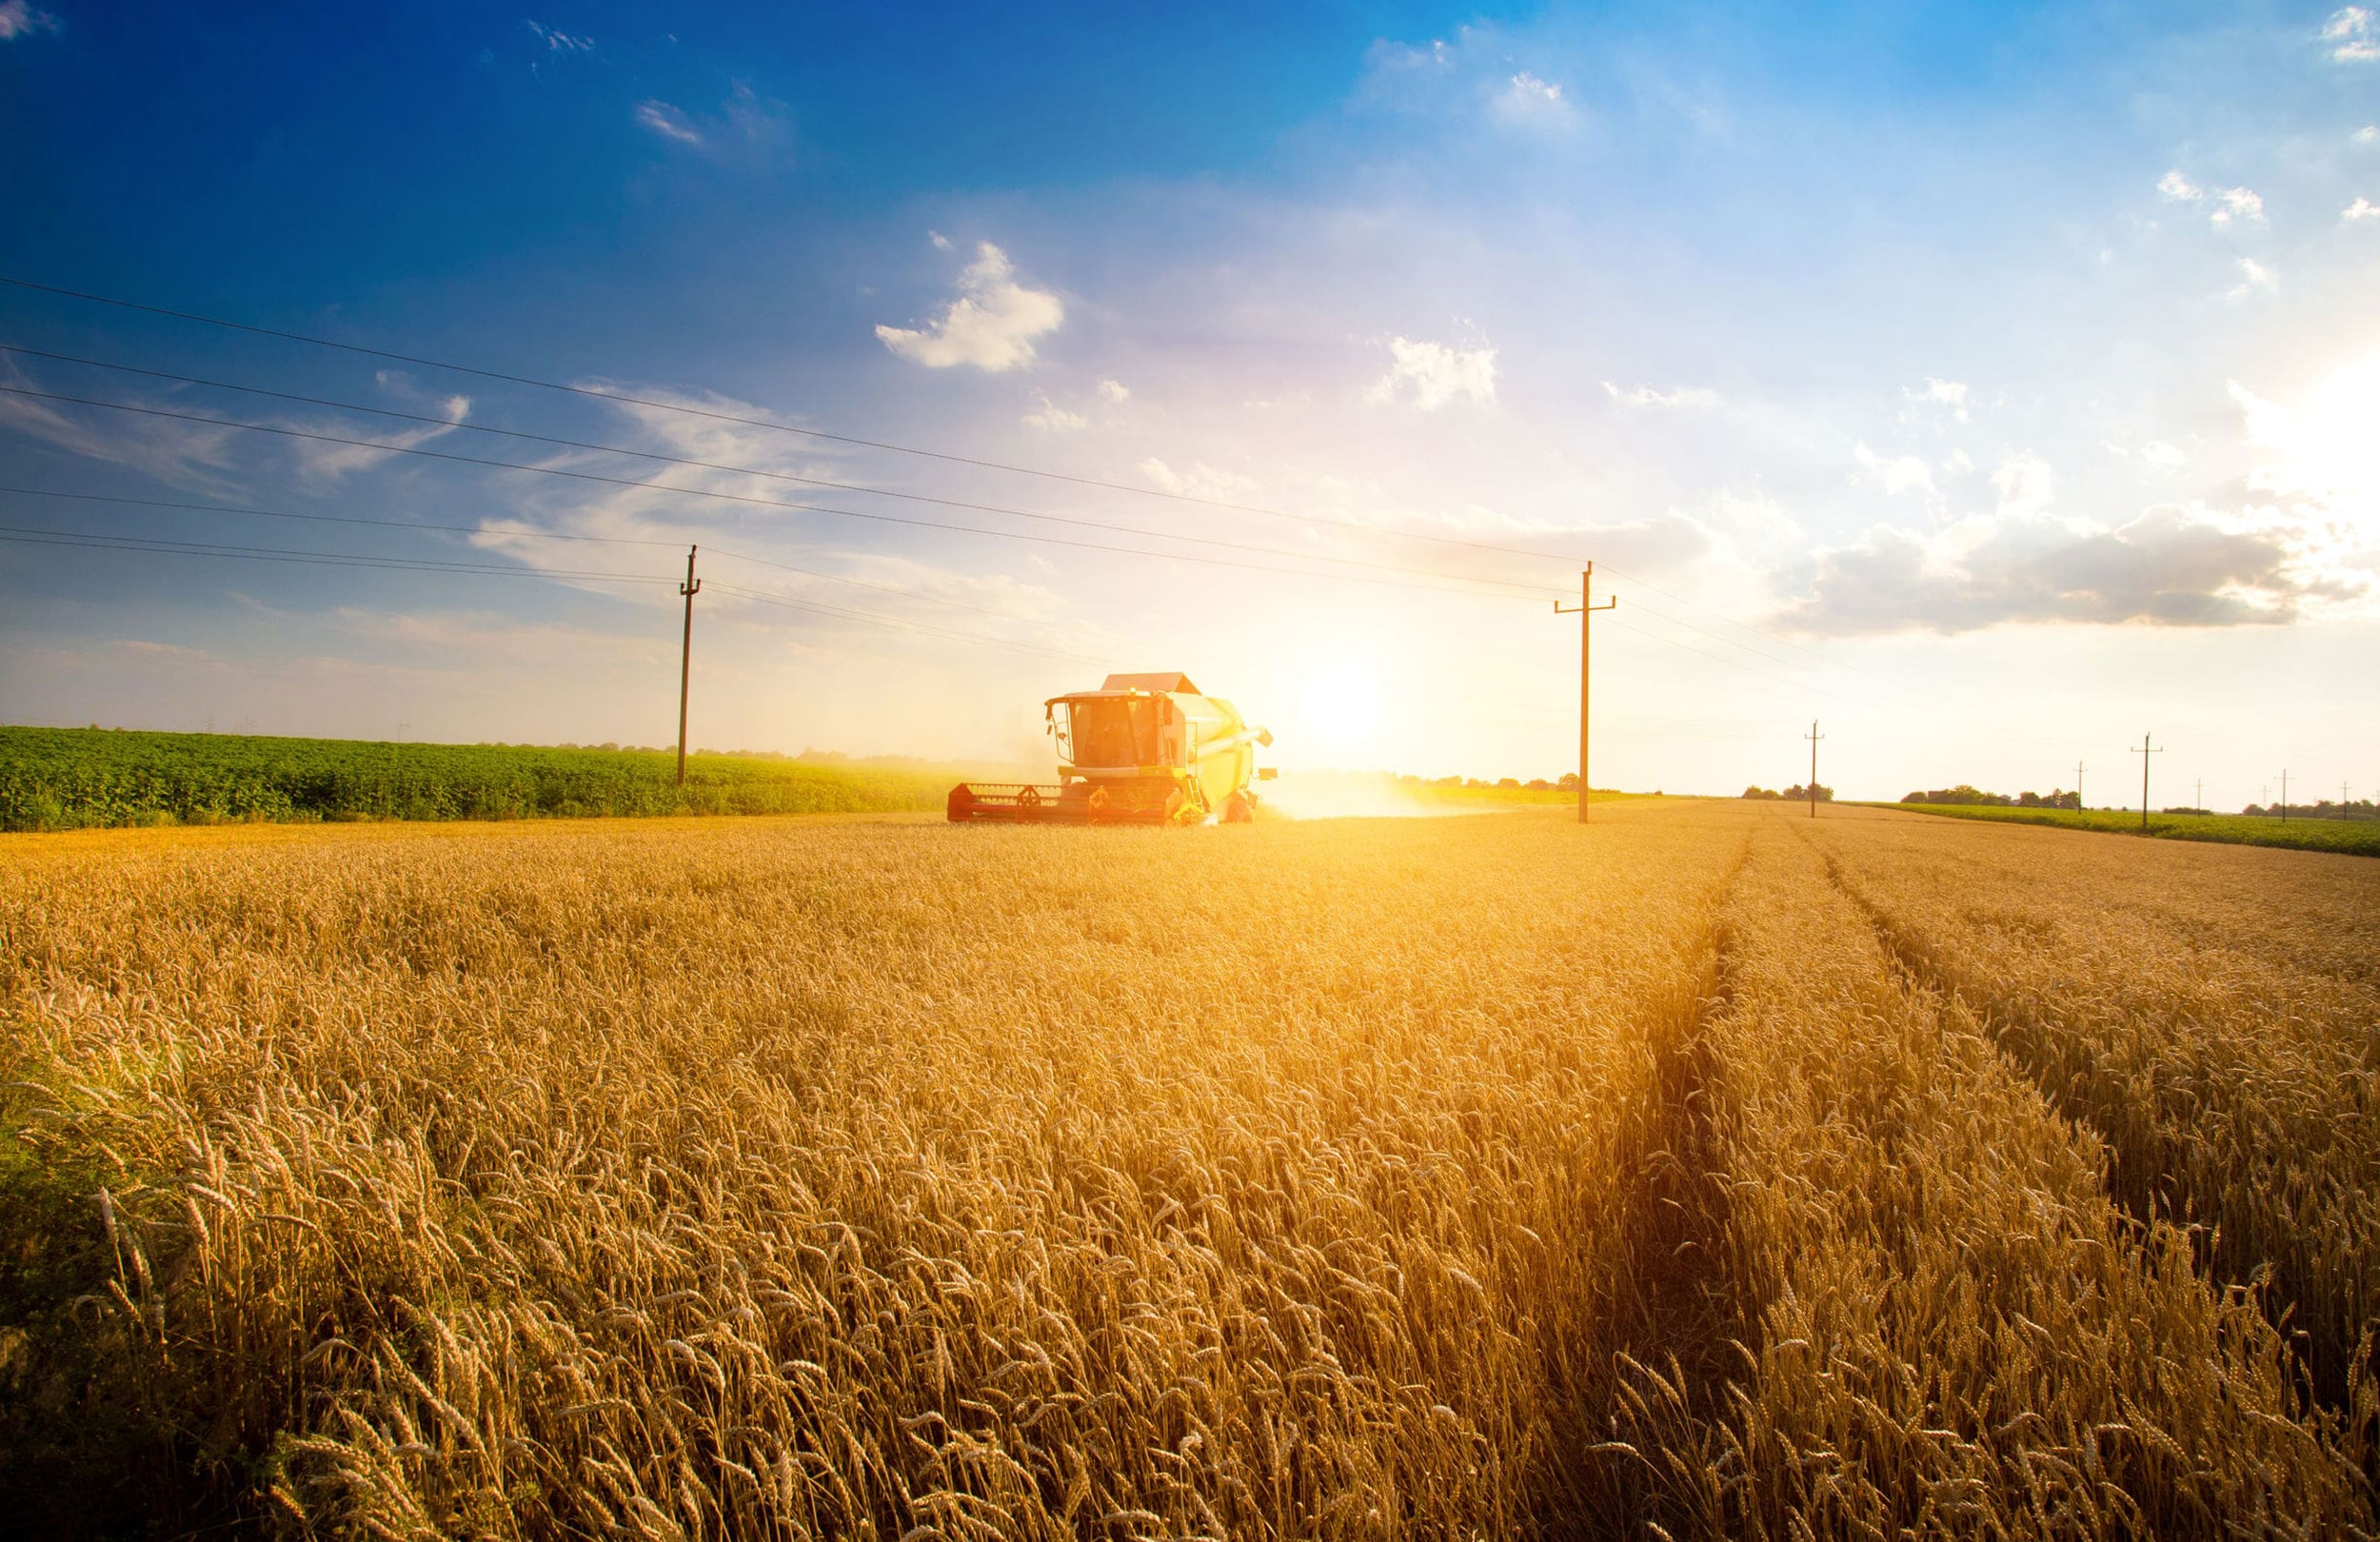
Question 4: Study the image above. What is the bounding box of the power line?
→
[0,522,1112,663]
[0,344,1572,598]
[0,274,1626,568]
[706,583,1104,664]
[0,385,1567,604]
[0,340,1990,704]
[0,275,1993,714]
[0,483,686,545]
[0,484,1151,648]
[0,523,671,582]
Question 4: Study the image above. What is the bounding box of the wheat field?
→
[3,801,2376,1538]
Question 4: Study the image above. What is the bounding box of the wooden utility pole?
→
[677,544,701,787]
[2132,732,2161,833]
[1803,721,1825,818]
[2073,759,2087,811]
[1553,563,1616,824]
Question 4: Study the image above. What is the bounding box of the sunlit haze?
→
[3,3,2376,806]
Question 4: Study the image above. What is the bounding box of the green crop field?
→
[0,726,969,830]
[1869,799,2380,857]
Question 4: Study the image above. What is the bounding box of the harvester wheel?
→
[1222,792,1256,824]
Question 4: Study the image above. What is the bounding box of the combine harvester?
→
[947,672,1275,825]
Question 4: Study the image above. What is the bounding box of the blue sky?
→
[2,1,2375,804]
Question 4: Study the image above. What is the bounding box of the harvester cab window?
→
[1061,697,1164,769]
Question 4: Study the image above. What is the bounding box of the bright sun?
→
[1301,662,1388,754]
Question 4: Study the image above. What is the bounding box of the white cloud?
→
[1097,379,1130,404]
[1492,70,1577,129]
[1992,450,2055,518]
[2157,169,2203,203]
[1367,336,1497,410]
[1602,382,1722,408]
[2346,197,2380,221]
[1781,508,2314,635]
[875,243,1063,373]
[633,100,704,146]
[2356,126,2380,145]
[1021,394,1085,432]
[0,1,58,40]
[1905,377,1971,423]
[2107,439,2189,470]
[0,362,241,485]
[2211,186,2266,225]
[1853,441,1937,499]
[289,389,473,482]
[2324,6,2378,60]
[2231,257,2278,295]
[1137,458,1261,502]
[525,19,593,51]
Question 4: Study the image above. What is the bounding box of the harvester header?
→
[947,672,1275,825]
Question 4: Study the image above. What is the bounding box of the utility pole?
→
[1553,563,1616,824]
[1803,721,1825,819]
[2195,777,2203,813]
[2278,767,2290,822]
[2073,758,2087,811]
[677,544,701,788]
[2131,732,2161,833]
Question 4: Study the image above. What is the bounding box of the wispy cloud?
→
[2231,256,2278,295]
[876,242,1063,372]
[2323,6,2378,61]
[1603,382,1722,408]
[1852,440,1937,500]
[1903,377,1971,424]
[288,382,472,483]
[2345,197,2380,221]
[1367,336,1497,410]
[1491,70,1577,130]
[0,359,241,486]
[0,1,57,41]
[525,19,593,52]
[1021,394,1085,432]
[633,100,704,146]
[2106,438,2189,470]
[1991,450,2055,518]
[2160,172,2267,227]
[1138,458,1261,502]
[1097,379,1130,404]
[2211,186,2266,225]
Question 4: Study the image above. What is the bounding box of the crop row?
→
[0,726,953,828]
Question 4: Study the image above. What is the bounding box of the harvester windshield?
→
[1055,696,1163,769]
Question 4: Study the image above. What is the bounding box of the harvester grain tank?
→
[946,672,1275,825]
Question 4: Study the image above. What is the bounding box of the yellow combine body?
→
[947,672,1275,825]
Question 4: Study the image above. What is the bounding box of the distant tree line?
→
[1900,785,2081,809]
[1398,773,1584,792]
[2239,799,2378,822]
[1743,784,1833,801]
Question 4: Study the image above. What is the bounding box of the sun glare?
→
[1300,661,1388,755]
[2243,350,2380,519]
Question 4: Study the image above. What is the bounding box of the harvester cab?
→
[946,672,1276,825]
